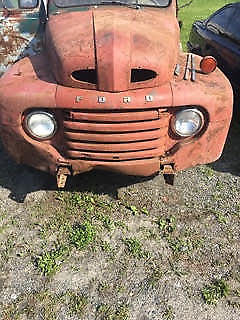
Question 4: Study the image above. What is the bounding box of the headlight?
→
[172,108,204,137]
[19,0,38,9]
[24,111,57,140]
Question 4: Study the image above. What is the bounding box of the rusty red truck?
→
[0,0,233,187]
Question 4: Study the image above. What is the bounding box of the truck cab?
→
[0,0,233,187]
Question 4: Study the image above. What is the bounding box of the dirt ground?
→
[0,120,239,320]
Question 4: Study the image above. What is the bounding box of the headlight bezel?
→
[171,108,205,138]
[23,110,58,141]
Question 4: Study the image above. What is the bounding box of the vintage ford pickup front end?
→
[0,0,233,187]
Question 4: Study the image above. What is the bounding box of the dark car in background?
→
[188,2,240,86]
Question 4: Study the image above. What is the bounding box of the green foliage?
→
[157,217,176,236]
[202,279,230,305]
[178,0,240,50]
[68,292,89,317]
[128,205,139,215]
[69,221,96,249]
[168,237,202,254]
[97,303,129,320]
[213,211,228,224]
[2,290,59,320]
[114,305,129,320]
[163,305,175,320]
[36,246,68,276]
[123,238,148,259]
[99,214,115,231]
[147,268,163,288]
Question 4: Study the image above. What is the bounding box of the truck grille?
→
[62,109,169,162]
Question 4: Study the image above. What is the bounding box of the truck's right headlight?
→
[171,108,204,137]
[24,111,57,140]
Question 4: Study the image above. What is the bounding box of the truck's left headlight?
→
[172,108,204,137]
[24,111,57,140]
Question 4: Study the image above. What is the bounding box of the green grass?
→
[123,237,149,259]
[163,305,175,320]
[202,279,230,305]
[69,221,96,249]
[97,304,129,320]
[36,221,96,275]
[178,0,240,50]
[67,292,89,317]
[36,246,68,276]
[157,217,176,236]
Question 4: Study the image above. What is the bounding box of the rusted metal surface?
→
[56,165,71,188]
[0,0,233,183]
[0,2,45,76]
[45,3,179,91]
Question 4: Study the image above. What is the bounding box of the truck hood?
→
[46,6,179,92]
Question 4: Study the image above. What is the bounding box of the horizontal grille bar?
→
[64,129,163,143]
[65,140,160,152]
[63,119,161,133]
[62,108,169,161]
[64,110,159,122]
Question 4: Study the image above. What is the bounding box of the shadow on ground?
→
[209,115,240,176]
[0,141,154,203]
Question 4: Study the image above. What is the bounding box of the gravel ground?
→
[0,120,239,320]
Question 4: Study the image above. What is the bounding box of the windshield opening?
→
[54,0,171,8]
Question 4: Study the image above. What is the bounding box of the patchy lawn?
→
[0,121,240,319]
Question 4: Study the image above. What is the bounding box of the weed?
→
[202,279,230,305]
[1,237,16,262]
[163,305,175,320]
[100,240,115,255]
[168,237,203,254]
[2,290,59,320]
[141,207,149,215]
[123,237,149,259]
[212,211,228,224]
[140,227,158,240]
[115,305,129,319]
[199,166,215,178]
[157,217,176,236]
[0,224,8,234]
[99,214,115,231]
[128,205,138,215]
[114,220,128,230]
[36,246,68,276]
[69,221,96,249]
[97,303,129,320]
[68,291,88,317]
[147,267,163,288]
[97,303,112,318]
[56,191,113,216]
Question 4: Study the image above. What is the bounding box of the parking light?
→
[200,56,217,74]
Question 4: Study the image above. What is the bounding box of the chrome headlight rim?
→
[24,110,58,140]
[171,108,205,138]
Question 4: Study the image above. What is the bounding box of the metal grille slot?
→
[63,109,168,161]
